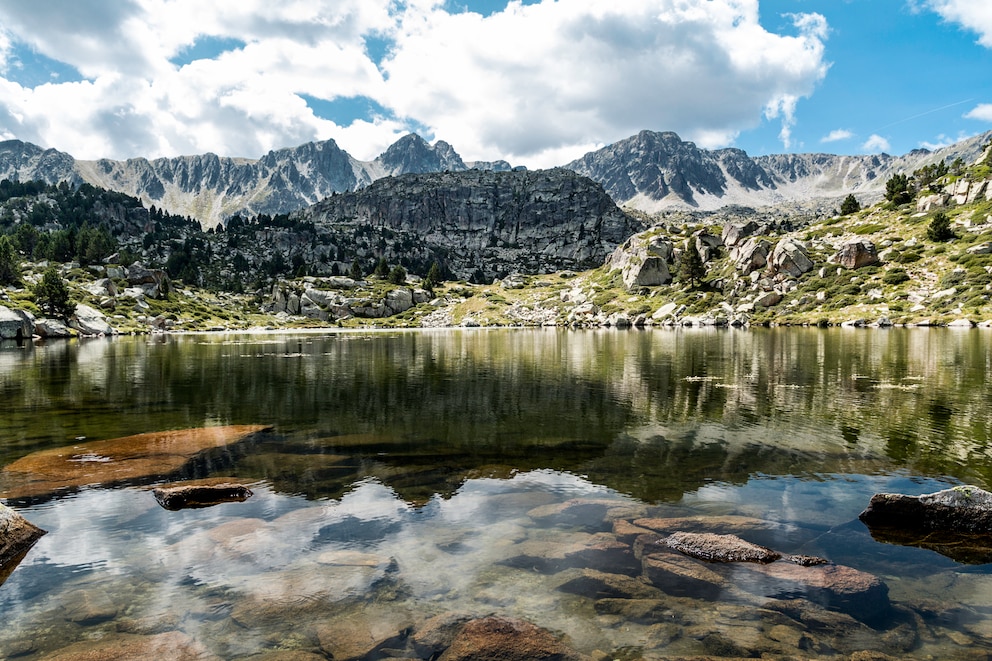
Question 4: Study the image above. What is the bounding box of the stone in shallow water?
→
[0,424,271,500]
[37,631,219,661]
[859,486,992,563]
[435,616,586,661]
[665,531,781,564]
[152,478,254,510]
[0,502,47,585]
[313,604,414,661]
[733,561,891,622]
[555,567,665,600]
[61,588,119,625]
[641,552,728,599]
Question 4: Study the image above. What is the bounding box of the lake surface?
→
[1,328,991,659]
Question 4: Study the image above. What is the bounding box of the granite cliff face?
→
[301,168,642,279]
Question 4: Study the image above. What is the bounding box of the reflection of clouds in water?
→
[4,470,628,642]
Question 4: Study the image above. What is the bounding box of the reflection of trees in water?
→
[1,329,990,497]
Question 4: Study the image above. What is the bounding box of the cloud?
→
[924,1,992,47]
[862,134,891,153]
[0,1,830,166]
[821,129,854,143]
[965,103,992,121]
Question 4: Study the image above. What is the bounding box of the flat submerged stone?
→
[0,424,271,500]
[152,478,254,510]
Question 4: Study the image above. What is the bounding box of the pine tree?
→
[34,266,74,318]
[840,194,860,215]
[926,212,954,242]
[374,257,390,278]
[388,265,407,285]
[349,259,364,280]
[0,235,20,285]
[680,242,706,288]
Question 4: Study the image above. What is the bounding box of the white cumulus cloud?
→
[0,0,830,166]
[862,134,891,153]
[821,129,854,143]
[965,103,992,122]
[924,1,992,47]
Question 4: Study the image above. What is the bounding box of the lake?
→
[1,328,991,659]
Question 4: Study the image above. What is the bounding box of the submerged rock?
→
[665,531,781,564]
[436,616,586,661]
[859,486,992,563]
[34,631,218,661]
[0,503,46,586]
[0,424,271,500]
[152,478,255,510]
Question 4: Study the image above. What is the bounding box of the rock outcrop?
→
[0,503,46,584]
[0,304,33,340]
[302,169,643,282]
[859,486,992,562]
[606,233,674,289]
[834,239,880,270]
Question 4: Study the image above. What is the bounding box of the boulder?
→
[34,317,74,338]
[770,238,814,277]
[859,486,992,562]
[916,193,949,212]
[152,478,254,510]
[722,220,762,248]
[606,234,674,289]
[126,262,170,298]
[835,240,880,270]
[733,237,771,275]
[70,303,115,336]
[0,424,272,500]
[0,304,34,340]
[0,503,47,585]
[642,552,727,599]
[665,531,781,564]
[436,616,585,661]
[385,288,414,314]
[967,242,992,255]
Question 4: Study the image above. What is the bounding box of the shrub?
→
[840,194,861,215]
[34,266,74,318]
[882,269,910,285]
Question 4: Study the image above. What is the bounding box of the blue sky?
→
[0,0,990,168]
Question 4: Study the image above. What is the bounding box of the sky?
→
[0,0,990,169]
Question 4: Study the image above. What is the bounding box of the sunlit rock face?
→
[0,503,46,586]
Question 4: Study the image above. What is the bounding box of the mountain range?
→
[1,129,990,228]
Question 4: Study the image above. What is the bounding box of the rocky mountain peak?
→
[373,133,467,177]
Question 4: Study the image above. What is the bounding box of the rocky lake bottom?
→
[1,328,992,660]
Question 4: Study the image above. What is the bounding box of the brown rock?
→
[314,607,413,661]
[633,515,782,536]
[555,567,664,600]
[437,616,584,661]
[612,519,654,544]
[61,588,119,625]
[641,553,727,599]
[735,561,890,622]
[38,631,219,661]
[152,478,254,510]
[411,613,473,658]
[665,531,781,563]
[0,502,46,583]
[835,239,880,269]
[593,598,676,624]
[0,425,271,500]
[501,533,639,575]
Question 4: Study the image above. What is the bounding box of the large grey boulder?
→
[722,221,762,248]
[770,238,814,277]
[859,486,992,563]
[70,303,115,336]
[126,262,170,298]
[385,288,414,314]
[34,318,73,338]
[0,305,34,340]
[834,239,880,269]
[732,237,771,275]
[606,234,674,289]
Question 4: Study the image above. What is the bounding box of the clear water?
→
[1,328,991,659]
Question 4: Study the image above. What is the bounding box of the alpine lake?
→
[2,327,992,660]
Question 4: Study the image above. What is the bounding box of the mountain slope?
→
[566,130,992,212]
[2,129,991,227]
